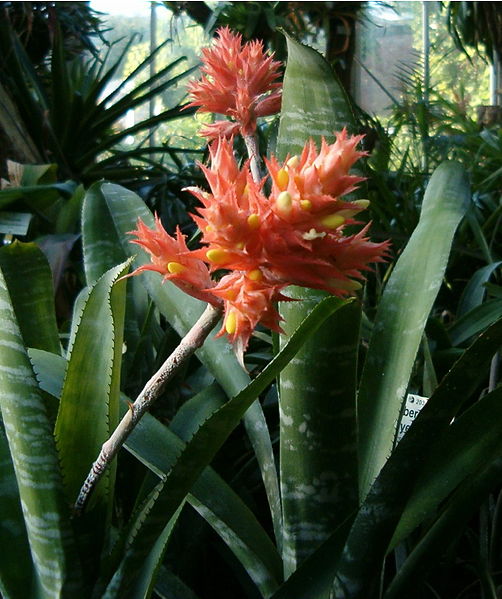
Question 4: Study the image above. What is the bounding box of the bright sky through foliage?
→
[90,0,149,17]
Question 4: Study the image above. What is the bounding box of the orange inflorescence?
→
[128,215,219,307]
[129,134,389,356]
[186,27,282,138]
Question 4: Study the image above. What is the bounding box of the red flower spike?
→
[259,219,390,296]
[185,138,269,272]
[199,120,240,140]
[128,215,219,306]
[265,129,368,232]
[129,131,390,355]
[186,26,282,137]
[210,271,288,363]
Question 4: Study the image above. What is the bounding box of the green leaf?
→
[270,316,502,599]
[86,182,282,550]
[276,34,355,159]
[278,295,358,574]
[268,516,355,599]
[28,348,65,398]
[82,180,156,388]
[153,566,200,599]
[0,424,34,599]
[54,260,130,578]
[448,299,502,346]
[331,317,502,599]
[384,456,502,599]
[358,161,470,498]
[55,183,86,234]
[0,267,82,598]
[101,295,344,598]
[124,502,185,599]
[27,348,283,599]
[275,34,358,574]
[0,241,60,355]
[0,183,70,209]
[392,384,502,546]
[55,260,130,498]
[82,184,129,285]
[457,261,502,316]
[125,396,283,598]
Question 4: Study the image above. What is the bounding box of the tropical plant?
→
[0,13,197,187]
[1,26,501,599]
[445,1,502,61]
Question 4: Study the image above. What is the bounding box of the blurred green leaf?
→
[0,425,34,599]
[0,241,60,354]
[449,300,502,346]
[358,161,470,498]
[392,384,502,545]
[457,261,502,316]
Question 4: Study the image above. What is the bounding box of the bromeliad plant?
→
[1,26,502,599]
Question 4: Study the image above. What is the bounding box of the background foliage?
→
[0,2,501,598]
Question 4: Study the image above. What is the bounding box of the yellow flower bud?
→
[353,199,370,210]
[276,168,289,190]
[247,213,260,229]
[225,311,237,335]
[320,213,345,229]
[337,199,371,219]
[167,262,185,274]
[248,269,262,281]
[206,248,229,264]
[329,279,363,291]
[286,155,300,169]
[276,191,292,213]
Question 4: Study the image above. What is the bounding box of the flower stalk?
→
[243,133,263,183]
[73,303,222,515]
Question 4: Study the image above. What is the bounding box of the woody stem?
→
[73,303,222,516]
[243,133,262,183]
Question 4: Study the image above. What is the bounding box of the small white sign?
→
[396,393,428,443]
[0,212,32,236]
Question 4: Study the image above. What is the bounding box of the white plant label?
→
[0,212,32,236]
[396,394,428,443]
